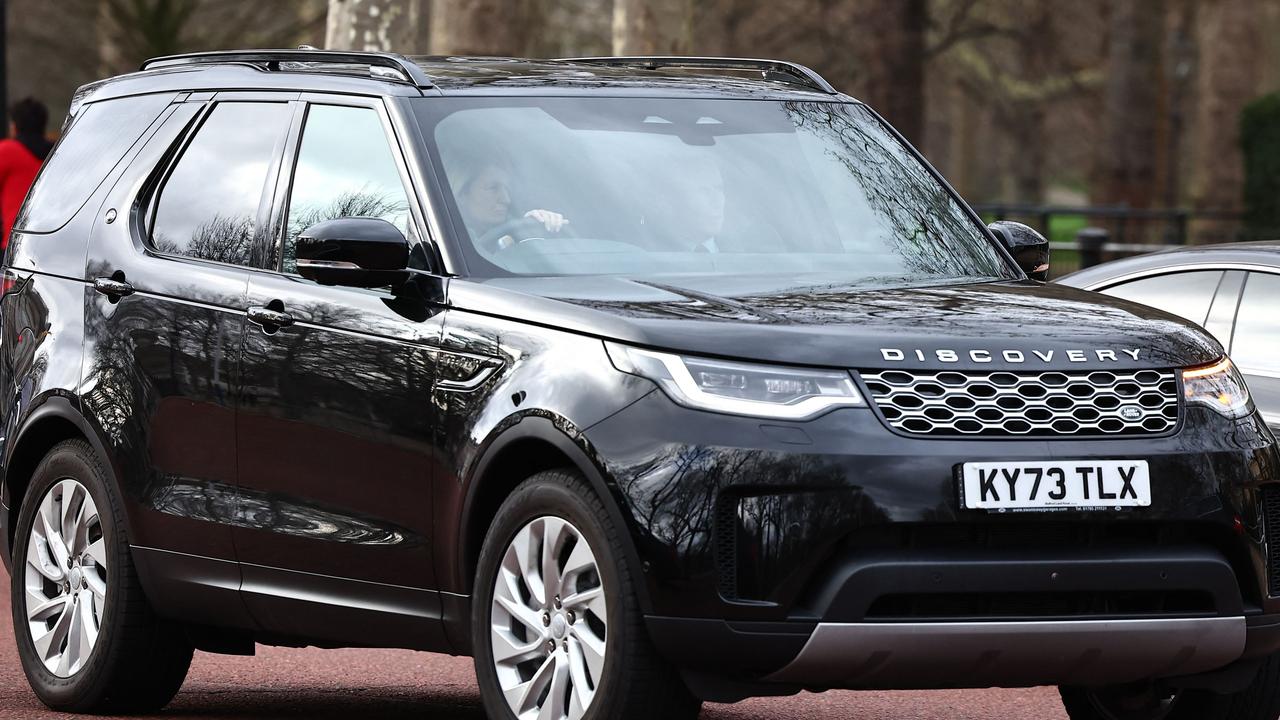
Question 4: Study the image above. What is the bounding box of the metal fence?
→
[971,204,1247,274]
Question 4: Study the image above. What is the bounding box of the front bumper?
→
[771,617,1243,687]
[649,613,1280,696]
[585,390,1280,690]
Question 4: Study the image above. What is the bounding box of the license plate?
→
[961,460,1151,511]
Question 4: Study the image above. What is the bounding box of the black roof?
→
[1057,240,1280,288]
[76,50,849,110]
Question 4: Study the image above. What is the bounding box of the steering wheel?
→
[478,216,576,253]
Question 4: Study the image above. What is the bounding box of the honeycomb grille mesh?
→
[861,368,1179,437]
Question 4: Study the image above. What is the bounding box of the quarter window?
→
[150,102,292,266]
[1231,272,1280,375]
[282,104,411,273]
[20,93,173,234]
[1100,271,1224,326]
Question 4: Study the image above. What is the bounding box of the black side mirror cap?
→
[988,220,1050,281]
[296,217,410,288]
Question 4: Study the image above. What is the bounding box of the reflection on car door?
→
[83,96,295,627]
[233,97,447,648]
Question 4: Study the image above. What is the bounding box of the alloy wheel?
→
[23,478,107,678]
[490,516,608,720]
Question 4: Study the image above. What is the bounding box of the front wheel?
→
[1061,653,1280,720]
[472,469,700,720]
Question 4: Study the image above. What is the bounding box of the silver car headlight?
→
[605,342,864,420]
[1182,357,1253,419]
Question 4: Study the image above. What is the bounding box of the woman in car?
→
[445,149,569,251]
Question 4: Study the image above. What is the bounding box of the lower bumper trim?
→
[764,617,1246,689]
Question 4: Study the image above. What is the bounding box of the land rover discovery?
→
[2,51,1279,720]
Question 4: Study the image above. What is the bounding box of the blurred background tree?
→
[7,0,1280,247]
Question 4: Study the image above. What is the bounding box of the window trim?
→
[139,93,299,272]
[265,93,439,279]
[1228,270,1280,379]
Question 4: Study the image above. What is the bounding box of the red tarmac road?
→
[0,568,1066,719]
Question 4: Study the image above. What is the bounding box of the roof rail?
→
[557,56,838,95]
[140,49,434,88]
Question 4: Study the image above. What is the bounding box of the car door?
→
[82,94,295,626]
[1228,272,1280,432]
[233,95,448,648]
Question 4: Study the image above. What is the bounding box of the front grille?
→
[861,368,1179,437]
[1263,486,1280,596]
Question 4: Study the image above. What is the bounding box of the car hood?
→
[447,275,1223,371]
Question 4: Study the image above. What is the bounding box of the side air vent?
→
[1264,486,1280,597]
[714,496,739,599]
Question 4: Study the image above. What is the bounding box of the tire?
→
[10,439,193,713]
[1061,653,1280,720]
[472,468,700,720]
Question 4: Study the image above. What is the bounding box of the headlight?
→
[605,342,864,420]
[1182,358,1253,419]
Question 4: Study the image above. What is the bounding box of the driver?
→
[446,150,569,251]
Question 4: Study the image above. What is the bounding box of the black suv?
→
[3,50,1280,720]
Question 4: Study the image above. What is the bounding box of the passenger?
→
[675,153,727,253]
[645,151,727,253]
[446,150,568,251]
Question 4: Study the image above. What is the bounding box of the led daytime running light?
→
[1182,357,1233,380]
[605,342,865,420]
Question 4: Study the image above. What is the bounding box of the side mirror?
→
[296,217,410,288]
[988,220,1050,281]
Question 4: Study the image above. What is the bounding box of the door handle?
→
[93,277,134,300]
[247,305,294,329]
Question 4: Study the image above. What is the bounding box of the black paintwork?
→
[296,217,412,288]
[449,276,1222,371]
[988,220,1050,281]
[0,54,1277,695]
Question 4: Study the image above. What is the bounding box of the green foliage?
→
[1241,92,1280,240]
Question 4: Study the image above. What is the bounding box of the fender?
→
[1,393,122,569]
[446,413,654,652]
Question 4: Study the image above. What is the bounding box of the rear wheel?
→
[1061,653,1280,720]
[11,439,193,713]
[472,469,700,720]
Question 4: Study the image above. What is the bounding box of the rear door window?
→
[149,102,293,266]
[1100,271,1224,326]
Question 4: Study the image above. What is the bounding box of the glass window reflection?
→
[282,105,410,274]
[1101,271,1223,327]
[1232,272,1280,375]
[418,98,1015,288]
[150,102,291,266]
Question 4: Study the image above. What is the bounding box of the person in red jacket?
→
[0,98,53,249]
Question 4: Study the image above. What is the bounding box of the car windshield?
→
[414,97,1016,290]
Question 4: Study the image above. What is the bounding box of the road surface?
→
[0,568,1067,719]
